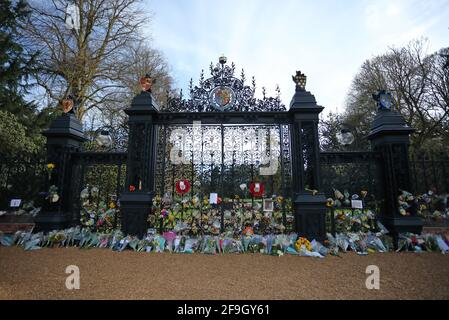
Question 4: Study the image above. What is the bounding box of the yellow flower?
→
[203,199,209,205]
[109,202,116,209]
[326,198,334,207]
[47,163,55,170]
[276,196,283,204]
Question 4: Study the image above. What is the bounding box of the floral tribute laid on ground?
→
[1,187,449,257]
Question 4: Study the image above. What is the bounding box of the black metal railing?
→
[319,151,383,199]
[67,152,128,227]
[410,153,449,194]
[0,155,47,210]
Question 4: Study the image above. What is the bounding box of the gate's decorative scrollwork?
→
[164,57,286,112]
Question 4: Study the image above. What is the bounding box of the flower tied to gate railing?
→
[175,179,191,195]
[249,182,264,197]
[46,163,55,180]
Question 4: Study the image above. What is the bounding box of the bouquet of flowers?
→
[46,230,67,247]
[200,236,218,254]
[80,186,117,232]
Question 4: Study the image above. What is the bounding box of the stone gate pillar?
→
[35,112,87,232]
[288,71,327,241]
[120,89,159,238]
[368,90,423,243]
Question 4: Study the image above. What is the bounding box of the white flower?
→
[51,194,59,203]
[80,188,89,199]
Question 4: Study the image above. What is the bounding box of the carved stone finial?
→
[372,89,393,110]
[292,71,307,91]
[140,74,154,92]
[61,98,74,113]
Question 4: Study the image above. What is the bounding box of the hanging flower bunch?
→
[415,191,449,220]
[46,163,55,180]
[46,185,59,203]
[398,190,417,216]
[79,186,117,232]
[327,190,378,233]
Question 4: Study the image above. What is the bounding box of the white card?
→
[209,193,218,204]
[10,199,22,208]
[351,200,363,209]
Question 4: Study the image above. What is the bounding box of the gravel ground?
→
[0,247,448,300]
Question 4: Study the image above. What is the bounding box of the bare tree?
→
[120,41,175,106]
[84,41,175,151]
[21,0,147,120]
[343,39,449,153]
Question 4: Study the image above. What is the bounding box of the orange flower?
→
[242,226,254,236]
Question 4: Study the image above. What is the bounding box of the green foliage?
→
[0,110,39,155]
[0,0,54,156]
[0,0,34,113]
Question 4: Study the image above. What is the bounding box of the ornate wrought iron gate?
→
[153,123,293,232]
[155,124,292,200]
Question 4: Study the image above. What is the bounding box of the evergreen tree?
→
[0,0,52,156]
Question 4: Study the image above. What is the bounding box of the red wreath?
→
[175,179,191,195]
[249,182,264,197]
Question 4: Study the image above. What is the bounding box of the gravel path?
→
[1,247,448,300]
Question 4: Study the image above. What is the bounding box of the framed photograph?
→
[263,198,274,212]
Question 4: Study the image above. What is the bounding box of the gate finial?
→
[292,71,307,91]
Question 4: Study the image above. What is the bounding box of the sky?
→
[142,0,449,115]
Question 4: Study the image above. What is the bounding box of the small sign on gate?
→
[209,193,218,205]
[10,199,22,208]
[351,200,363,209]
